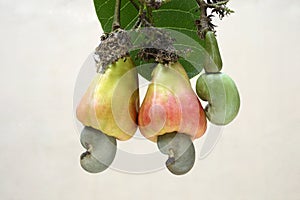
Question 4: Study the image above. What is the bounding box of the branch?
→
[195,0,233,39]
[195,0,212,39]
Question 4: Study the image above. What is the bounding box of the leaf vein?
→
[96,0,113,13]
[153,9,197,18]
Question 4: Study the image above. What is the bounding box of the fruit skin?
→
[196,73,240,125]
[138,62,207,142]
[80,126,117,173]
[76,56,139,141]
[204,31,223,73]
[157,132,195,175]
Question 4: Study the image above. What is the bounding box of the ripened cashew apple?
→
[138,62,207,142]
[196,72,240,125]
[76,56,139,141]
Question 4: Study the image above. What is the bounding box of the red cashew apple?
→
[138,62,207,142]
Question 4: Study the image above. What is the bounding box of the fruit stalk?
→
[112,0,121,31]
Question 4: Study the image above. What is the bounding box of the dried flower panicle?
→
[94,30,132,73]
[137,27,179,64]
[145,0,163,9]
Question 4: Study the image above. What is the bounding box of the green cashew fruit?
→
[196,73,240,125]
[204,31,223,73]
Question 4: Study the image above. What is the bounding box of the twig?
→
[112,0,121,31]
[195,0,233,39]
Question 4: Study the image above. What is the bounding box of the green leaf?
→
[93,0,205,79]
[152,1,201,45]
[93,0,138,33]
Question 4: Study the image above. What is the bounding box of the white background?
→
[0,0,299,199]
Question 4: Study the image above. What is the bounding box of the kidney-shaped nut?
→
[80,126,117,173]
[157,132,195,175]
[196,73,240,125]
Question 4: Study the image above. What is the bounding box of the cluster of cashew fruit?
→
[76,31,240,175]
[197,31,240,125]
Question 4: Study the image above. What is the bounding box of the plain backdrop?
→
[0,0,299,199]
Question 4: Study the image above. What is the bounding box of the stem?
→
[133,17,142,29]
[135,1,152,28]
[112,0,121,31]
[86,143,93,152]
[198,0,208,18]
[146,5,154,24]
[138,3,145,27]
[166,148,175,166]
[196,0,210,39]
[195,0,233,39]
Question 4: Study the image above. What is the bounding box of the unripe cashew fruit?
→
[204,31,223,73]
[138,62,207,142]
[196,73,240,125]
[76,56,139,141]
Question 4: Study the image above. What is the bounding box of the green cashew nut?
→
[157,132,195,176]
[80,126,117,173]
[205,31,223,73]
[196,73,240,125]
